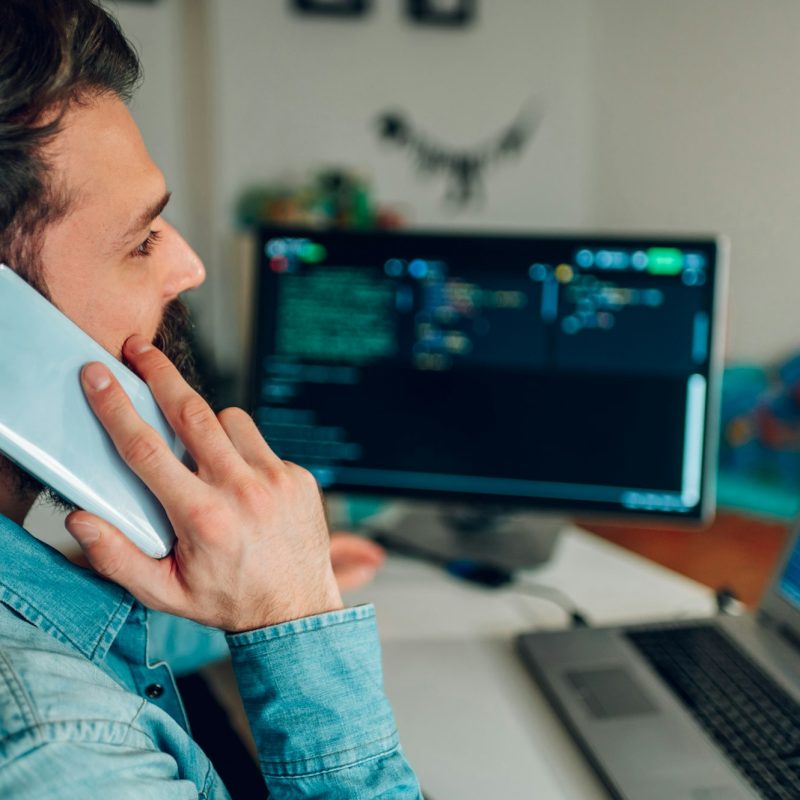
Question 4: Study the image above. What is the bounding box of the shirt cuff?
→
[226,604,401,778]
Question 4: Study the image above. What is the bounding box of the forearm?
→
[226,604,422,798]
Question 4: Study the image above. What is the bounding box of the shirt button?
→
[145,683,164,699]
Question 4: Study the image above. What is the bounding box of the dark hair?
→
[0,0,140,283]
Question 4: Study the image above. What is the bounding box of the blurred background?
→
[109,0,800,366]
[95,0,800,520]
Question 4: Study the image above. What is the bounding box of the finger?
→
[329,533,386,569]
[81,362,197,511]
[333,563,381,593]
[122,335,241,482]
[329,534,386,592]
[65,510,181,613]
[217,406,282,469]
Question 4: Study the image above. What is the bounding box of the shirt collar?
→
[0,512,134,664]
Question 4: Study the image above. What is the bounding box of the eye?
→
[131,229,162,258]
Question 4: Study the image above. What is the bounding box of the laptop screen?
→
[779,538,800,608]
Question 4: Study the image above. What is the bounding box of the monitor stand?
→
[363,502,564,572]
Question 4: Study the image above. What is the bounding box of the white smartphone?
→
[0,263,180,557]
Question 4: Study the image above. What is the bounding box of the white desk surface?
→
[346,525,718,800]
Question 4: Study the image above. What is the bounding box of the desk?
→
[28,496,773,796]
[342,524,719,800]
[581,512,790,607]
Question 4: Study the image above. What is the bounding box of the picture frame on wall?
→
[406,0,477,27]
[291,0,372,17]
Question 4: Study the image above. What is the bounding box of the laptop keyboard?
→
[628,625,800,800]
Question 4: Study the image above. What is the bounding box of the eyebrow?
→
[121,190,172,243]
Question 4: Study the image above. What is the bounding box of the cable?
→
[507,579,590,628]
[367,530,590,627]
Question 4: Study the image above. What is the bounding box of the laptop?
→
[517,528,800,800]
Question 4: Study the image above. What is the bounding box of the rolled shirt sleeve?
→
[226,604,422,797]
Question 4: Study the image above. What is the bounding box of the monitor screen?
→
[249,228,725,519]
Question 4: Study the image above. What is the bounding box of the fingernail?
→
[82,363,111,392]
[68,521,100,545]
[126,335,152,355]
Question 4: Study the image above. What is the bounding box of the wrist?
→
[227,584,345,633]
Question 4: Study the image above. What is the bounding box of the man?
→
[0,1,421,796]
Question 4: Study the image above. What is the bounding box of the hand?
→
[65,335,343,632]
[330,533,385,592]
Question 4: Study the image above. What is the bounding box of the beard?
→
[0,293,205,516]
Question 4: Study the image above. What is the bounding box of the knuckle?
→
[283,462,319,494]
[122,431,161,469]
[178,396,213,431]
[231,475,268,508]
[142,349,172,374]
[184,500,221,532]
[297,464,319,489]
[190,510,235,548]
[95,551,125,581]
[274,460,297,488]
[95,386,129,418]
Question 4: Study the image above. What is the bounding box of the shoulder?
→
[0,603,153,763]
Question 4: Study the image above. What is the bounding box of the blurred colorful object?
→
[236,167,405,230]
[718,357,800,518]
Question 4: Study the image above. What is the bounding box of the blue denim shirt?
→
[0,513,421,798]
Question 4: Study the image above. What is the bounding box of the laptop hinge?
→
[777,624,800,656]
[760,610,800,656]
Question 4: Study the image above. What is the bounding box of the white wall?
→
[106,0,191,244]
[208,0,593,229]
[109,0,597,369]
[206,0,595,367]
[107,0,800,367]
[590,0,800,362]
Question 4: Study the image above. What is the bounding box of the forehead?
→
[46,93,165,227]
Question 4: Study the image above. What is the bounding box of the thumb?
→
[65,511,168,602]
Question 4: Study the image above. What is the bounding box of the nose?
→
[162,222,206,298]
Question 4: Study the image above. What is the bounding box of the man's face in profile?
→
[5,92,207,506]
[37,93,206,358]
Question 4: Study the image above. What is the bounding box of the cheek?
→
[40,226,166,357]
[47,272,164,358]
[92,288,165,357]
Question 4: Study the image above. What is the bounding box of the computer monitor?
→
[248,228,726,523]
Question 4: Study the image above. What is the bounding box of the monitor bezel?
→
[248,226,729,524]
